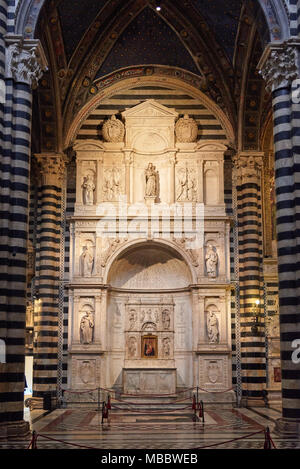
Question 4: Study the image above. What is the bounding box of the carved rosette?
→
[175,114,198,142]
[102,115,125,142]
[5,37,48,89]
[259,43,298,92]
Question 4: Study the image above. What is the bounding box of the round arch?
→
[103,238,198,288]
[16,0,290,42]
[65,73,235,148]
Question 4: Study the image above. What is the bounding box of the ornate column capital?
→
[35,153,68,185]
[5,35,48,89]
[258,40,300,92]
[233,152,264,184]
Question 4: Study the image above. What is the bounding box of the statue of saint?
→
[145,163,157,197]
[80,310,94,344]
[80,245,94,277]
[207,311,219,344]
[128,337,137,358]
[163,338,171,357]
[129,310,136,330]
[82,174,95,205]
[162,309,170,330]
[205,244,218,278]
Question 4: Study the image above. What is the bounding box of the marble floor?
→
[1,404,299,449]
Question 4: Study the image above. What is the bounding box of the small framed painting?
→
[142,335,158,358]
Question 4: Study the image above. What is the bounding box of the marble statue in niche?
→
[162,337,171,357]
[207,311,219,344]
[205,244,219,278]
[162,309,170,330]
[128,337,137,358]
[129,309,137,330]
[80,245,94,277]
[103,167,121,201]
[175,114,198,142]
[82,173,95,205]
[145,163,158,197]
[80,309,95,344]
[102,114,125,142]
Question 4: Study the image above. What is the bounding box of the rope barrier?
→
[112,403,192,414]
[62,385,235,398]
[194,429,265,449]
[110,394,191,405]
[27,427,276,450]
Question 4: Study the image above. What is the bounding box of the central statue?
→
[145,162,157,197]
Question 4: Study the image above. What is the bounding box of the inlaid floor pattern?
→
[1,405,300,449]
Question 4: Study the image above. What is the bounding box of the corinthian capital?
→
[35,153,68,185]
[233,153,263,185]
[258,40,299,92]
[5,35,48,89]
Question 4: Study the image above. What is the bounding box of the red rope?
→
[111,394,191,405]
[112,403,192,413]
[269,434,277,449]
[194,429,265,449]
[37,433,99,450]
[99,386,194,397]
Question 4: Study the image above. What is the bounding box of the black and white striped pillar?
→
[32,154,66,406]
[233,153,265,405]
[259,41,300,435]
[0,35,47,437]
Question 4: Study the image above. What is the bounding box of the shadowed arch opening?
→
[107,242,193,290]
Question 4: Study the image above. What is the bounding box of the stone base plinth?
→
[197,390,236,408]
[24,396,43,410]
[0,420,30,439]
[123,368,176,395]
[275,417,300,437]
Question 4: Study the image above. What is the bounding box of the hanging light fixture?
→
[155,0,161,11]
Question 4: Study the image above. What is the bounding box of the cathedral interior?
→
[0,0,300,451]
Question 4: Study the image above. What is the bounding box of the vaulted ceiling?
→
[33,0,270,152]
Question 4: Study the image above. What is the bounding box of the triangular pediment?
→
[122,99,178,119]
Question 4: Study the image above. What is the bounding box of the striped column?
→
[0,37,47,437]
[233,152,265,405]
[32,154,66,406]
[259,42,300,435]
[290,0,300,37]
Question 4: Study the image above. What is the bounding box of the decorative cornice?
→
[5,35,48,89]
[258,40,300,92]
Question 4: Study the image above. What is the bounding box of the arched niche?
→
[204,168,219,205]
[107,242,193,290]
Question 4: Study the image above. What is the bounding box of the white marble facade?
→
[67,100,232,396]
